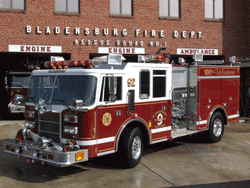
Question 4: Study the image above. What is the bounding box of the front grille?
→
[40,121,60,133]
[40,113,60,122]
[39,112,61,143]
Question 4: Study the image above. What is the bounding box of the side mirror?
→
[14,95,24,105]
[108,76,117,102]
[72,99,84,108]
[72,99,88,112]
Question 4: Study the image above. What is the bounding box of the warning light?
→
[44,58,102,69]
[76,152,84,161]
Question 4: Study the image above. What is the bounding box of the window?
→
[205,0,223,20]
[110,0,132,16]
[153,70,166,98]
[140,70,150,99]
[100,76,122,102]
[0,0,24,10]
[55,0,79,13]
[159,0,180,18]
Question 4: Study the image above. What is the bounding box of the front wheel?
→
[119,127,143,168]
[207,112,224,143]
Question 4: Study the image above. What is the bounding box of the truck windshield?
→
[27,75,97,106]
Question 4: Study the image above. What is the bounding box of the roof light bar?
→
[44,59,102,69]
[138,54,165,63]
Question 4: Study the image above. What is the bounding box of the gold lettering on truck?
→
[203,68,235,76]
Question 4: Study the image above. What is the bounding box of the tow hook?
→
[63,145,69,152]
[63,144,80,152]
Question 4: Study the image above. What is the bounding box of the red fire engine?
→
[3,54,240,168]
[5,71,31,113]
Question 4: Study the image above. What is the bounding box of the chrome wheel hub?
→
[213,118,222,137]
[132,136,141,160]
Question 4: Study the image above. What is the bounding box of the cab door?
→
[97,75,125,155]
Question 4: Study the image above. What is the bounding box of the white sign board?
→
[98,47,145,54]
[8,45,62,53]
[177,48,218,55]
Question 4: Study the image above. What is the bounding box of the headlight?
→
[64,114,78,123]
[24,121,35,129]
[64,126,78,135]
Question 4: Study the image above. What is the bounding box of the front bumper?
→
[3,139,88,167]
[8,103,25,113]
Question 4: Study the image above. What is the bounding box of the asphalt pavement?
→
[0,119,249,188]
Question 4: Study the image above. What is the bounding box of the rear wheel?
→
[207,112,224,143]
[119,127,143,168]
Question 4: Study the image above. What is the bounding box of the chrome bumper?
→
[8,103,25,113]
[3,139,88,167]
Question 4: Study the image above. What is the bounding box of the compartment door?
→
[222,78,240,122]
[198,79,221,129]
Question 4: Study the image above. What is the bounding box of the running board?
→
[171,129,208,139]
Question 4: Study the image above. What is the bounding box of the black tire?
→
[119,127,143,168]
[207,112,224,143]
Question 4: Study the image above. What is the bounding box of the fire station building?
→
[0,0,250,119]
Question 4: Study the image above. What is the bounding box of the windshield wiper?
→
[52,99,71,110]
[26,96,35,103]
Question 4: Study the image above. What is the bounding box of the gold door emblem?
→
[102,112,112,126]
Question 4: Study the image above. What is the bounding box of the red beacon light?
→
[76,60,83,66]
[69,60,75,67]
[52,61,59,66]
[44,61,52,68]
[60,61,67,67]
[84,60,90,66]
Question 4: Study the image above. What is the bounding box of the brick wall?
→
[222,0,248,61]
[0,0,241,60]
